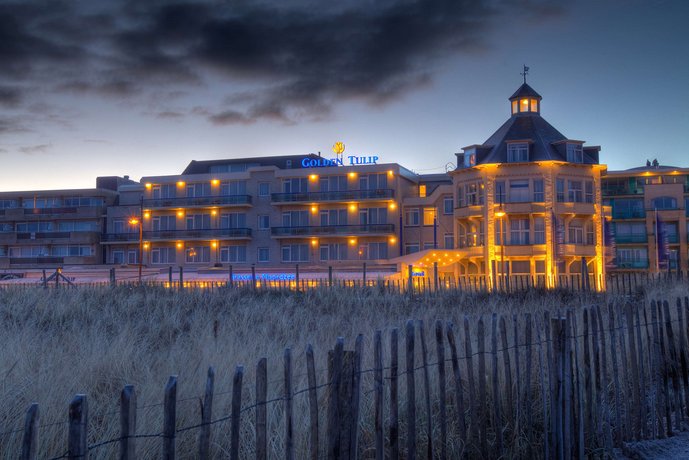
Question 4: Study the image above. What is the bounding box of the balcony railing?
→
[615,234,647,244]
[602,187,644,196]
[271,189,394,203]
[9,257,64,264]
[16,232,72,240]
[615,260,649,269]
[102,228,252,242]
[271,223,394,237]
[612,209,646,219]
[23,207,79,215]
[143,195,252,208]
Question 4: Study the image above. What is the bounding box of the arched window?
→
[651,196,677,210]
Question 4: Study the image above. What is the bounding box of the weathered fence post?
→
[390,329,400,460]
[199,368,214,460]
[491,314,503,458]
[251,265,256,290]
[363,262,367,286]
[351,335,364,458]
[374,331,384,460]
[42,269,47,289]
[231,365,244,460]
[328,338,345,459]
[446,323,467,451]
[120,385,137,460]
[163,376,177,460]
[284,348,294,460]
[418,320,434,459]
[306,345,319,460]
[256,358,267,460]
[228,265,233,288]
[551,316,565,460]
[21,403,39,460]
[406,320,417,460]
[477,318,488,458]
[68,394,88,460]
[435,321,447,460]
[407,265,413,296]
[328,266,333,287]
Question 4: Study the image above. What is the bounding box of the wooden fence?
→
[5,296,689,458]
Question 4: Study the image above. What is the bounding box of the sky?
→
[0,0,687,191]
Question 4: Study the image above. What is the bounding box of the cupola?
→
[509,83,542,115]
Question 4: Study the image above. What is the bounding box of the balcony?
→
[615,260,649,269]
[17,207,104,219]
[612,209,646,219]
[102,228,252,242]
[271,223,395,237]
[143,195,252,209]
[601,186,644,196]
[271,189,394,204]
[615,234,647,244]
[9,257,64,265]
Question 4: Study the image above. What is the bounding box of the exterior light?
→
[389,237,397,244]
[309,174,318,181]
[129,218,139,225]
[145,183,152,189]
[311,238,318,247]
[521,98,529,106]
[143,242,149,249]
[177,210,184,218]
[495,209,506,218]
[349,203,357,212]
[349,238,357,245]
[211,209,218,216]
[176,242,183,249]
[311,205,318,213]
[388,170,393,176]
[389,203,397,210]
[348,172,357,179]
[211,179,220,186]
[177,181,186,187]
[143,211,151,219]
[211,241,218,249]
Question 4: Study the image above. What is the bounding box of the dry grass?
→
[0,283,687,458]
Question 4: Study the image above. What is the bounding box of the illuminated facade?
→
[603,162,689,272]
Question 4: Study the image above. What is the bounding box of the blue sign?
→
[301,155,379,168]
[232,273,297,281]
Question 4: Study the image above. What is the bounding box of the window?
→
[423,208,436,226]
[128,250,138,265]
[319,176,347,192]
[511,261,530,274]
[568,219,584,244]
[221,245,247,263]
[16,222,54,232]
[495,181,506,204]
[320,243,347,261]
[186,246,210,263]
[405,243,420,254]
[282,211,309,227]
[186,214,211,230]
[509,180,530,203]
[585,181,594,203]
[615,222,646,243]
[556,179,565,202]
[282,178,307,194]
[507,143,529,162]
[359,174,387,190]
[359,207,386,225]
[533,179,544,202]
[534,217,545,244]
[258,182,270,197]
[465,182,484,205]
[281,244,309,262]
[612,199,645,218]
[457,186,464,207]
[464,150,476,168]
[58,221,98,232]
[444,233,454,249]
[221,180,247,196]
[151,247,175,264]
[220,213,246,228]
[258,215,270,230]
[586,221,595,245]
[112,250,124,264]
[186,183,211,197]
[51,245,92,257]
[510,219,530,245]
[113,219,126,233]
[419,185,427,198]
[568,180,583,202]
[617,247,648,268]
[652,196,677,210]
[0,199,18,209]
[368,242,388,260]
[152,215,176,231]
[257,247,270,263]
[405,208,420,226]
[443,196,454,214]
[22,197,61,209]
[321,209,348,226]
[423,242,435,250]
[152,184,175,199]
[566,144,583,163]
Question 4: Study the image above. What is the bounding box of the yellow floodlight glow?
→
[388,170,394,176]
[211,179,220,186]
[311,205,318,213]
[389,237,397,244]
[143,211,151,219]
[349,238,357,245]
[176,181,186,187]
[311,238,318,247]
[145,183,152,189]
[389,202,397,210]
[309,174,318,181]
[177,210,184,218]
[143,242,150,249]
[211,209,218,216]
[495,209,506,218]
[349,203,357,212]
[521,98,529,106]
[348,172,357,179]
[176,242,183,249]
[211,241,218,249]
[128,218,139,225]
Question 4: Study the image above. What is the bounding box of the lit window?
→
[423,208,436,226]
[530,98,538,112]
[419,184,427,198]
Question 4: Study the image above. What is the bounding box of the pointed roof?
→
[509,83,542,100]
[478,115,567,163]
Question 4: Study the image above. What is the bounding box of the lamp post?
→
[129,197,144,284]
[495,202,506,290]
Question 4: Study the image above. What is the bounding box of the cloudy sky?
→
[0,0,687,191]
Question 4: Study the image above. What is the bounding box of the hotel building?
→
[1,80,688,286]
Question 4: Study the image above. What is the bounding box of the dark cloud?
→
[0,0,566,125]
[0,86,23,107]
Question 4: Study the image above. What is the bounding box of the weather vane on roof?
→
[521,65,529,84]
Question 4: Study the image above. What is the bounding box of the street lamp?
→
[495,203,506,290]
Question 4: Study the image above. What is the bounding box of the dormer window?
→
[566,143,583,163]
[507,143,529,162]
[463,148,476,168]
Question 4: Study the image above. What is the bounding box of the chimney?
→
[124,175,130,180]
